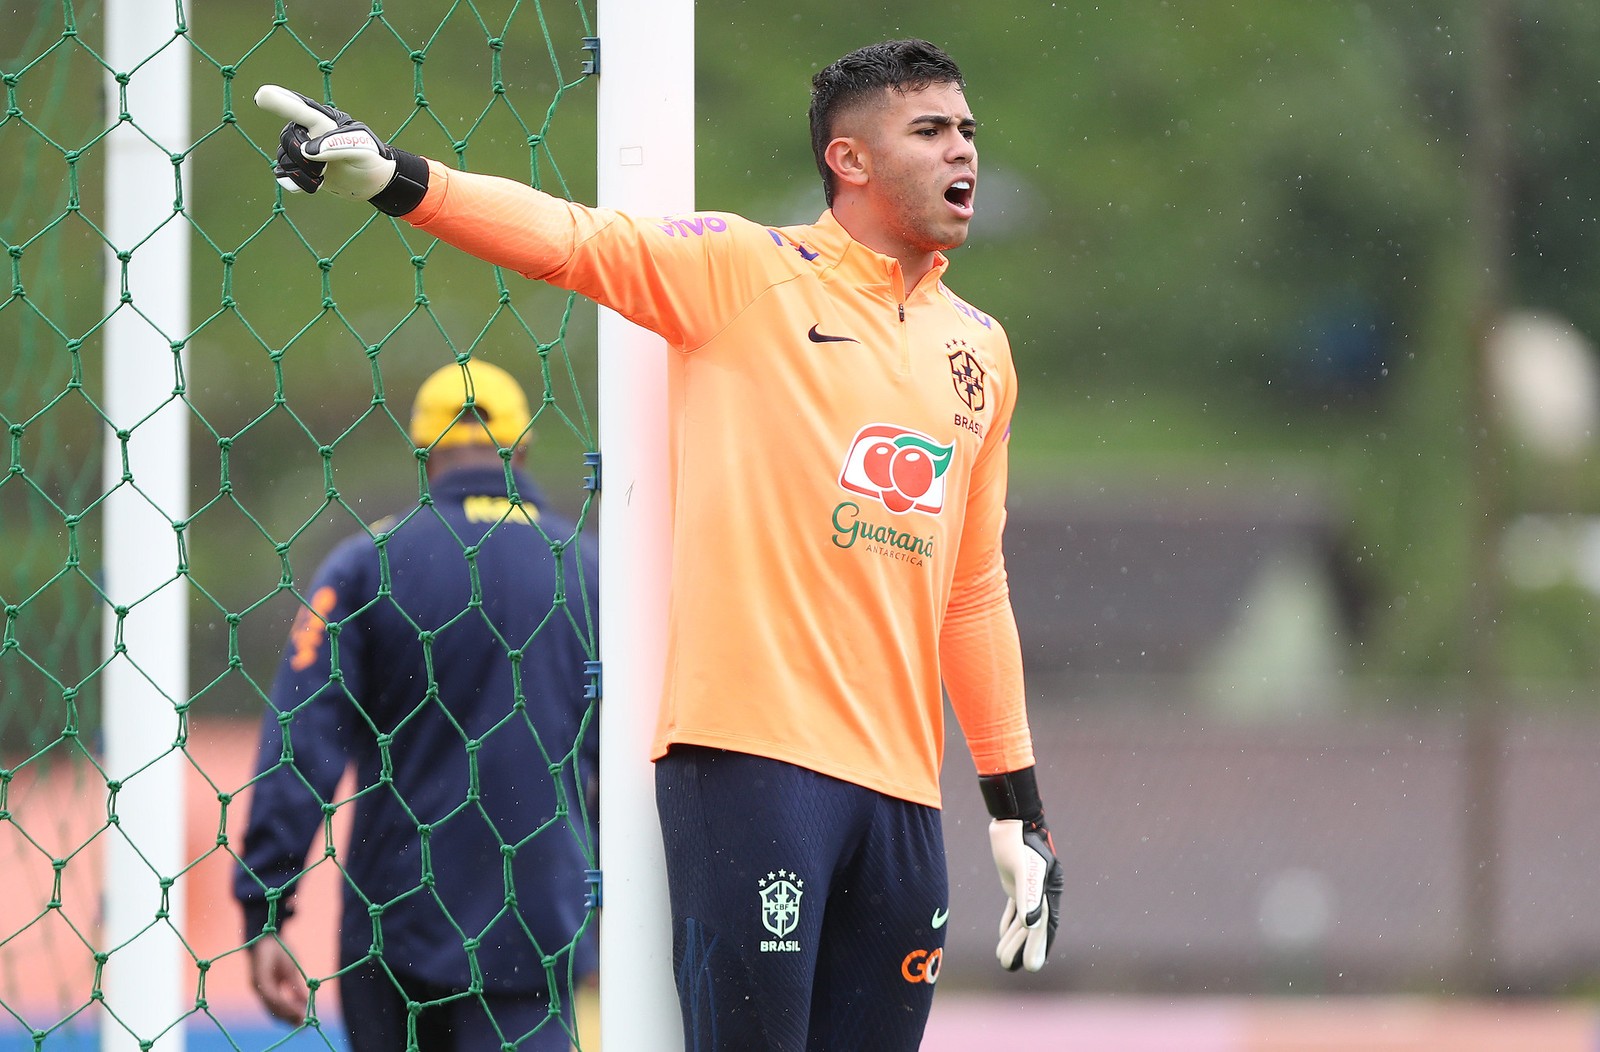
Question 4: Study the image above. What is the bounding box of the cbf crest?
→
[757,869,804,952]
[947,340,986,412]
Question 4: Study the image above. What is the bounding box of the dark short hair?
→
[808,39,966,206]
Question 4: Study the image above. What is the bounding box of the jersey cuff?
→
[979,766,1043,822]
[370,148,430,217]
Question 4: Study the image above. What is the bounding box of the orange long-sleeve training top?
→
[407,161,1034,807]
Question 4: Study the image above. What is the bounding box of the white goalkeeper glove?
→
[253,85,429,215]
[981,767,1065,972]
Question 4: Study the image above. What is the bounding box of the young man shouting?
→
[256,37,1063,1051]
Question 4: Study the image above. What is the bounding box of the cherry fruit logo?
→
[839,424,955,515]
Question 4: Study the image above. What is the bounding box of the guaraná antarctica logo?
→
[837,423,955,515]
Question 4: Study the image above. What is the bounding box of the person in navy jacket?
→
[232,359,598,1052]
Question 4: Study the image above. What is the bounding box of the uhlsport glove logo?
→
[318,129,380,152]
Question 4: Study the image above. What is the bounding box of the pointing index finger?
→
[253,85,338,136]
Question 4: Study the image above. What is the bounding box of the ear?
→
[824,136,870,194]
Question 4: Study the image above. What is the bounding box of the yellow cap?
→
[408,359,533,450]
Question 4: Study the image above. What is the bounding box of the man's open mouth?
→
[945,179,974,211]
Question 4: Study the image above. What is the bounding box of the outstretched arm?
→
[253,84,756,348]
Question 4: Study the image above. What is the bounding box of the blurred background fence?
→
[2,1,602,1047]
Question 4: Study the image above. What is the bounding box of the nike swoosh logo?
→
[807,324,859,344]
[931,908,950,929]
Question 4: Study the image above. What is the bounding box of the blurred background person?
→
[232,359,598,1052]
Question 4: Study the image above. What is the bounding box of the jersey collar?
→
[431,464,545,514]
[806,210,951,296]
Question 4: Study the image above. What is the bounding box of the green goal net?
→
[1,2,602,1049]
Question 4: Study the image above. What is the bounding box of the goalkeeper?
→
[255,37,1062,1052]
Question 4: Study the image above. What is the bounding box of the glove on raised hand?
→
[982,766,1065,972]
[253,85,428,216]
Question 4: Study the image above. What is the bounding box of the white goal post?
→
[594,0,692,1048]
[102,1,191,1050]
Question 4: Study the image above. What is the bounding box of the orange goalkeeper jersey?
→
[408,162,1034,807]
